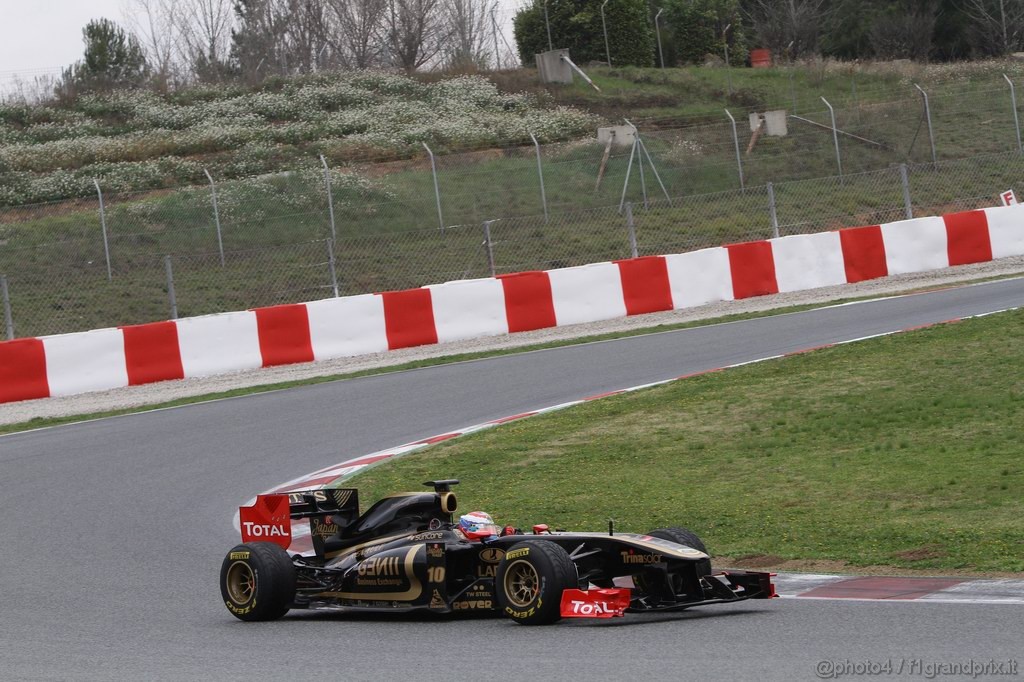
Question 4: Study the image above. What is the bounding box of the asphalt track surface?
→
[2,278,1023,681]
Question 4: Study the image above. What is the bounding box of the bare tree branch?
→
[385,0,444,71]
[962,0,1024,56]
[745,0,828,59]
[326,0,388,68]
[441,0,497,70]
[123,0,179,86]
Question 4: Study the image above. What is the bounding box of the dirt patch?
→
[729,553,786,568]
[893,545,947,561]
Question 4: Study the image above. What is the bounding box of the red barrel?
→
[750,48,771,68]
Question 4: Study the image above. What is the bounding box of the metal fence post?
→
[914,84,937,165]
[422,142,445,233]
[767,182,780,239]
[1005,74,1022,154]
[601,0,611,66]
[625,202,639,258]
[530,133,549,222]
[93,179,112,281]
[790,70,797,114]
[482,220,497,277]
[655,9,665,69]
[203,168,225,267]
[327,238,339,297]
[899,164,913,219]
[725,109,745,191]
[320,154,337,240]
[1,275,13,340]
[821,97,843,180]
[164,255,177,320]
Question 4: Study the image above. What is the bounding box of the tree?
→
[125,0,178,89]
[963,0,1024,56]
[441,0,498,70]
[59,18,149,94]
[513,0,655,68]
[178,0,237,81]
[230,0,292,79]
[325,0,389,68]
[744,0,827,59]
[868,0,938,61]
[384,0,445,71]
[662,0,747,67]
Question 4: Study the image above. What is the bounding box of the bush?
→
[513,0,655,68]
[662,0,747,67]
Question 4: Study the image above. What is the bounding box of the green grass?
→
[346,308,1024,574]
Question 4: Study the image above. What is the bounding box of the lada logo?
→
[479,548,505,563]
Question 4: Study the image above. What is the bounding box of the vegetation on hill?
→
[0,72,596,206]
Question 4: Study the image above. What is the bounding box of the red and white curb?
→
[234,301,1024,602]
[773,573,1024,604]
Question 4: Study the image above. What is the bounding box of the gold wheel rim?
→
[503,559,539,608]
[226,561,256,604]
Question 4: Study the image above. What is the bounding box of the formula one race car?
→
[220,480,775,625]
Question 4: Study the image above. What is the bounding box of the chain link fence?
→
[5,77,1024,339]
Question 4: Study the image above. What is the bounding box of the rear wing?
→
[240,489,360,557]
[285,488,359,520]
[286,488,360,557]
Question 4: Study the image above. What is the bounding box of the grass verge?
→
[347,308,1024,574]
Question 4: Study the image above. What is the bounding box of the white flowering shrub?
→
[0,71,599,206]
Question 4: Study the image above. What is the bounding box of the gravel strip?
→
[3,256,1023,427]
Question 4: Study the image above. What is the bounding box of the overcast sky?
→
[0,1,127,75]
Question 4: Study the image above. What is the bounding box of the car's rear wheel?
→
[496,541,577,625]
[220,542,295,621]
[647,527,712,576]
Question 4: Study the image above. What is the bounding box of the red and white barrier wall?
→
[3,204,1023,405]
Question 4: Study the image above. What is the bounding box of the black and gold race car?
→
[221,480,776,625]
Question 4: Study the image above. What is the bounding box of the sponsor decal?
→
[427,543,444,559]
[477,565,498,578]
[229,551,250,560]
[505,548,530,560]
[225,598,257,615]
[559,588,630,618]
[239,494,291,549]
[288,490,328,505]
[358,556,401,577]
[621,549,662,565]
[504,606,535,619]
[429,589,446,609]
[309,517,339,541]
[411,531,445,541]
[479,548,504,564]
[358,543,389,559]
[355,578,403,587]
[428,518,443,530]
[453,599,493,610]
[330,489,355,507]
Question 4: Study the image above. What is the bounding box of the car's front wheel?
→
[220,542,295,621]
[647,526,712,576]
[495,541,577,625]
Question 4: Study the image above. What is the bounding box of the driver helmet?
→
[458,511,500,540]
